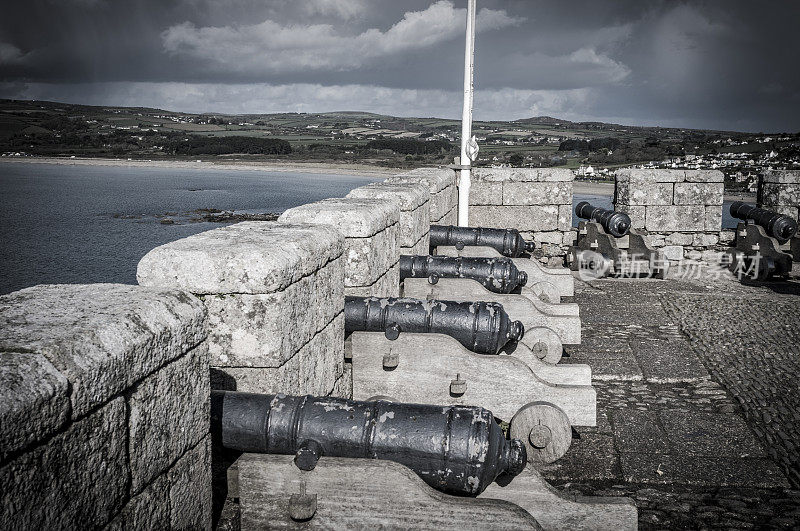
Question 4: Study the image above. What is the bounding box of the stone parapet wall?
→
[137,221,347,398]
[0,284,210,529]
[758,170,800,221]
[279,197,401,298]
[615,169,724,260]
[386,167,458,226]
[468,167,575,260]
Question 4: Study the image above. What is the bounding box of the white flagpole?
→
[458,0,476,227]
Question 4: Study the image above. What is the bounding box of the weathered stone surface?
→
[615,204,646,229]
[665,233,693,246]
[472,167,574,182]
[404,233,430,255]
[0,352,69,461]
[129,344,210,493]
[107,474,170,530]
[616,168,685,183]
[346,263,399,298]
[0,398,127,529]
[761,169,800,184]
[468,181,503,205]
[620,453,786,488]
[533,231,564,245]
[502,181,573,205]
[0,284,206,416]
[612,410,669,454]
[169,435,213,530]
[558,204,573,231]
[562,230,578,246]
[704,205,723,231]
[469,205,558,231]
[616,181,674,206]
[645,205,705,232]
[674,183,723,205]
[205,256,342,367]
[661,245,684,260]
[388,167,455,193]
[347,182,430,249]
[684,170,724,183]
[761,182,800,207]
[429,184,458,222]
[213,313,344,396]
[138,222,343,295]
[347,181,428,210]
[279,197,399,238]
[343,224,399,287]
[692,233,719,247]
[438,204,458,225]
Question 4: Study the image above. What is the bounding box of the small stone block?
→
[279,198,399,238]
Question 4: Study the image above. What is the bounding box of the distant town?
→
[2,99,797,192]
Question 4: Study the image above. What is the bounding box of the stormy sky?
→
[1,0,798,132]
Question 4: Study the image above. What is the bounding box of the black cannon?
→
[399,255,528,294]
[211,391,527,496]
[345,296,524,355]
[575,201,631,238]
[730,202,798,242]
[429,225,535,257]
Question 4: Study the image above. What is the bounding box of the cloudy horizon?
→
[1,0,798,132]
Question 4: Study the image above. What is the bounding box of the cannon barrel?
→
[575,201,631,238]
[345,296,524,354]
[730,202,798,242]
[399,255,528,294]
[211,391,527,496]
[429,225,535,257]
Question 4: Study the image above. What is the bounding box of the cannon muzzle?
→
[399,255,527,294]
[211,391,527,496]
[345,296,524,354]
[430,225,535,257]
[575,201,631,238]
[730,202,798,242]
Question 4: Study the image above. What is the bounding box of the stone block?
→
[659,411,764,457]
[562,230,578,246]
[620,453,788,488]
[472,167,574,182]
[611,410,669,454]
[0,352,69,461]
[347,182,430,248]
[761,169,800,184]
[388,167,455,193]
[437,205,458,225]
[661,245,684,261]
[128,344,210,493]
[692,233,719,247]
[558,204,573,231]
[665,232,694,246]
[684,169,724,183]
[0,398,127,529]
[615,204,646,229]
[501,181,573,206]
[616,168,685,183]
[214,313,344,396]
[468,181,503,205]
[343,224,399,287]
[279,198,399,238]
[615,181,673,205]
[468,205,558,232]
[704,205,723,231]
[674,182,723,205]
[107,474,170,531]
[204,256,342,367]
[761,182,800,207]
[645,205,705,232]
[429,184,457,222]
[346,262,399,298]
[0,284,206,417]
[139,222,343,295]
[532,231,564,245]
[403,233,430,255]
[169,436,213,530]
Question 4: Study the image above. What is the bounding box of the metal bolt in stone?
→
[382,348,399,370]
[450,373,467,396]
[288,482,317,522]
[532,341,548,360]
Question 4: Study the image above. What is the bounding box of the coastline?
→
[0,157,755,201]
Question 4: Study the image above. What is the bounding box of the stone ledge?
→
[347,181,429,210]
[138,222,344,295]
[387,167,456,193]
[472,167,574,182]
[0,284,207,417]
[761,169,800,184]
[279,197,399,238]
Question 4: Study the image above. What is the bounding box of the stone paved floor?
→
[540,272,800,529]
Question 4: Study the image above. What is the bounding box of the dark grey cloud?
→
[0,0,798,131]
